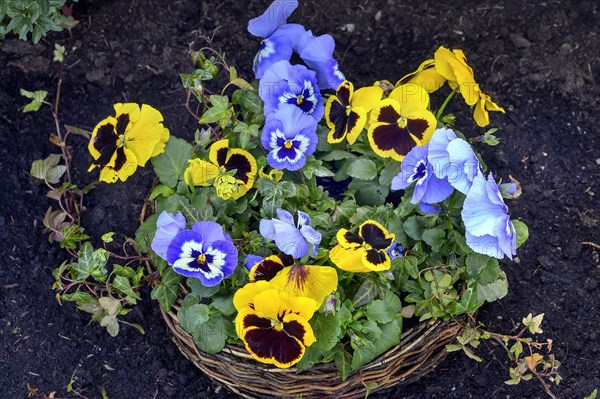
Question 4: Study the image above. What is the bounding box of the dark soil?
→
[1,0,599,398]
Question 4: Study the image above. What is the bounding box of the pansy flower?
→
[330,220,395,273]
[248,0,306,78]
[391,144,454,204]
[247,255,338,309]
[396,59,447,93]
[297,33,346,90]
[386,243,404,260]
[427,127,480,194]
[261,106,318,171]
[151,211,186,260]
[235,288,317,368]
[259,60,324,121]
[166,221,238,286]
[184,139,257,200]
[367,83,437,161]
[88,103,169,183]
[259,209,322,258]
[462,173,516,259]
[325,80,383,144]
[434,46,505,127]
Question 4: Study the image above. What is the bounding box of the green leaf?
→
[403,215,427,240]
[187,278,220,298]
[366,292,401,324]
[192,313,228,354]
[352,279,380,308]
[584,389,598,399]
[230,77,254,91]
[512,220,529,248]
[334,345,352,381]
[351,319,401,370]
[399,256,419,279]
[212,294,236,316]
[113,275,141,303]
[70,242,109,281]
[151,137,193,188]
[135,213,158,254]
[476,271,508,302]
[232,88,264,119]
[98,297,120,316]
[378,162,401,187]
[20,88,48,113]
[309,312,342,353]
[151,267,183,312]
[422,228,446,251]
[451,287,484,315]
[347,158,377,180]
[100,315,120,337]
[178,303,210,333]
[101,232,115,243]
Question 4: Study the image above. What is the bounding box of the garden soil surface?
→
[1,0,599,398]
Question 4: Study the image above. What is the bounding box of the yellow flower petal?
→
[396,59,447,93]
[329,244,371,273]
[183,158,219,186]
[209,139,230,166]
[253,289,316,322]
[233,280,276,312]
[434,46,457,81]
[98,146,138,183]
[270,265,338,308]
[87,116,117,166]
[388,84,431,116]
[351,85,384,112]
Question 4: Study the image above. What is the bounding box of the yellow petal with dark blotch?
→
[345,107,366,145]
[124,104,169,167]
[209,139,230,166]
[336,228,363,248]
[253,288,317,322]
[359,220,395,251]
[336,80,353,105]
[113,103,141,126]
[183,158,219,186]
[329,244,372,273]
[88,116,118,168]
[405,109,437,146]
[389,84,430,116]
[233,280,277,312]
[282,312,316,347]
[351,85,383,112]
[367,121,418,161]
[225,148,257,189]
[361,248,391,271]
[369,98,402,126]
[270,265,338,308]
[235,306,270,338]
[325,95,348,144]
[98,146,138,183]
[242,319,307,368]
[249,255,286,282]
[434,46,457,82]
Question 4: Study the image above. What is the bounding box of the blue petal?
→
[493,217,516,259]
[207,239,238,280]
[191,221,228,245]
[428,127,457,179]
[278,102,320,136]
[268,147,306,171]
[300,224,322,257]
[253,35,293,80]
[273,23,307,51]
[245,254,263,271]
[391,145,428,190]
[445,138,479,194]
[465,231,504,259]
[462,174,508,237]
[166,230,204,266]
[296,210,310,228]
[418,173,454,205]
[298,34,343,89]
[276,208,295,226]
[151,211,186,260]
[259,219,276,241]
[272,219,308,258]
[248,0,298,38]
[261,116,285,150]
[419,202,440,215]
[320,58,346,90]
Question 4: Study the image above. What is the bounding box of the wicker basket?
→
[159,290,466,399]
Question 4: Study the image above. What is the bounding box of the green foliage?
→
[20,88,48,112]
[1,0,78,44]
[151,137,194,188]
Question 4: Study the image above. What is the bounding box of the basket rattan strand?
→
[160,292,465,399]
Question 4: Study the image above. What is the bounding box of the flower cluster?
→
[85,0,527,375]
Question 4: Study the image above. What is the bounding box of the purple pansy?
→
[248,0,306,78]
[298,33,346,90]
[462,173,517,259]
[391,145,454,204]
[244,254,263,271]
[259,209,322,259]
[151,211,186,260]
[261,106,318,171]
[259,60,324,121]
[428,127,481,194]
[386,243,404,259]
[166,221,238,286]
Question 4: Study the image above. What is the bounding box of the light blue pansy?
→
[259,209,322,259]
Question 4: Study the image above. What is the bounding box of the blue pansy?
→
[391,145,454,204]
[298,33,346,90]
[259,209,322,259]
[261,106,318,171]
[428,127,481,194]
[386,243,404,259]
[419,202,441,216]
[166,221,238,286]
[259,60,324,121]
[462,173,516,259]
[248,0,306,78]
[499,182,517,198]
[151,211,186,260]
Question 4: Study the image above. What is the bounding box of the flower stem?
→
[436,88,458,120]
